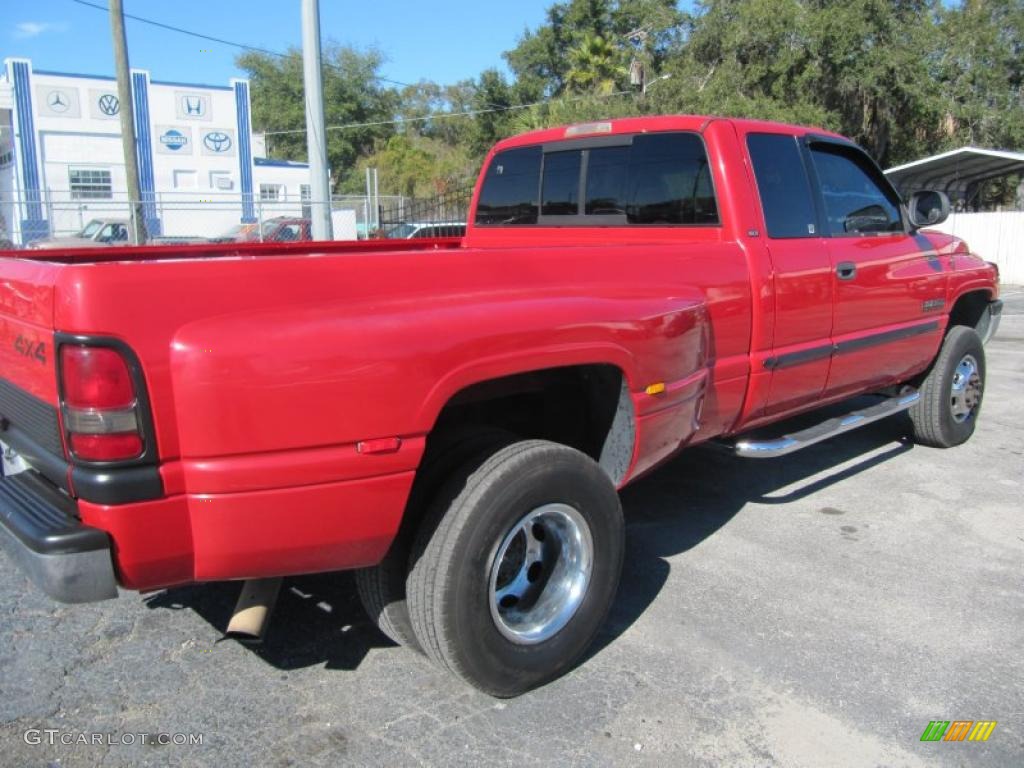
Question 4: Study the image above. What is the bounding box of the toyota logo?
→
[48,91,69,113]
[98,94,119,116]
[203,132,232,152]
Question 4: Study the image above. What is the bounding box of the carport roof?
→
[885,146,1024,197]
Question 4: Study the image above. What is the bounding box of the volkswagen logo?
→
[48,91,69,113]
[98,94,119,116]
[203,131,232,152]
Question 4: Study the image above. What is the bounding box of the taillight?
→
[60,345,145,462]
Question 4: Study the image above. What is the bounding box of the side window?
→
[541,151,582,215]
[474,146,542,225]
[809,144,903,235]
[747,133,818,238]
[626,133,718,225]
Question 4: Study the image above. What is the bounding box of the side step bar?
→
[734,391,920,459]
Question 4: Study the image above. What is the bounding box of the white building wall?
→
[1,59,316,243]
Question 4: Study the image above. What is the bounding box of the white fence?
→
[932,211,1024,285]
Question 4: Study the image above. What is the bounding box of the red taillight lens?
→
[69,433,143,462]
[59,344,145,462]
[61,346,135,409]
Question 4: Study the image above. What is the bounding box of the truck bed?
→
[4,236,463,264]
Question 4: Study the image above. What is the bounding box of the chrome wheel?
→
[950,353,982,423]
[488,503,593,645]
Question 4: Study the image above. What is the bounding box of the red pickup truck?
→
[0,116,1001,696]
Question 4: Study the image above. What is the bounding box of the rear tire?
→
[909,325,986,448]
[407,440,623,697]
[354,427,514,650]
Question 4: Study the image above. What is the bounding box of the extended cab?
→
[0,116,1001,696]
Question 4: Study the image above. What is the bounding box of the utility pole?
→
[301,0,333,240]
[109,0,146,244]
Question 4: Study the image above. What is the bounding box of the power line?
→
[69,0,416,89]
[261,90,636,137]
[70,0,640,138]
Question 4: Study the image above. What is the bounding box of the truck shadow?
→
[590,402,914,659]
[144,398,914,676]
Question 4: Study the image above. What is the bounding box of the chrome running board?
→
[734,390,920,459]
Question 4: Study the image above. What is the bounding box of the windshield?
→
[385,223,417,238]
[78,220,104,238]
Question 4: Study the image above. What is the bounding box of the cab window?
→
[475,147,543,225]
[474,132,718,227]
[809,144,903,235]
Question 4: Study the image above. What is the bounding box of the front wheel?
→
[909,325,986,448]
[407,440,624,697]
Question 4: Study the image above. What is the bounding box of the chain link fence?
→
[0,187,469,247]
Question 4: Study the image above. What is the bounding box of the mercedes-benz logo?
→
[203,131,232,152]
[98,94,119,116]
[48,91,69,113]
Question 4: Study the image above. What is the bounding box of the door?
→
[806,140,948,398]
[746,132,834,416]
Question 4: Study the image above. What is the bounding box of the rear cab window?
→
[474,132,719,227]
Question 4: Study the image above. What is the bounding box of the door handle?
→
[836,262,857,280]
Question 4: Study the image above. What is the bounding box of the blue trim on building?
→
[150,79,233,92]
[33,69,117,82]
[131,72,162,237]
[11,61,47,242]
[234,81,256,223]
[254,157,309,168]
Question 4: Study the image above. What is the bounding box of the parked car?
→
[26,218,129,249]
[385,221,466,239]
[211,217,311,244]
[0,115,1001,697]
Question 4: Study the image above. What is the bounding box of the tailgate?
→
[0,258,65,477]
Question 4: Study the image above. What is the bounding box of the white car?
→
[28,218,130,250]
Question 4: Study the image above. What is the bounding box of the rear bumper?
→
[0,472,117,603]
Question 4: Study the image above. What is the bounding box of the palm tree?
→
[566,34,623,94]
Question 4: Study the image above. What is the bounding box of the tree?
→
[937,0,1024,151]
[505,0,683,96]
[237,44,398,190]
[566,33,622,93]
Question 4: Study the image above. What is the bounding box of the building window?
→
[69,168,113,200]
[259,184,283,201]
[300,184,311,218]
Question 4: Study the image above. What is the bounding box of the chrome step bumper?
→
[734,391,920,459]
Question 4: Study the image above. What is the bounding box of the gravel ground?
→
[2,291,1022,767]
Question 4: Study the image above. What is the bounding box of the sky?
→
[4,0,556,88]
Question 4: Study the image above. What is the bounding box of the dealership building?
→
[0,58,311,244]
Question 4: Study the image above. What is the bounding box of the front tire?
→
[407,440,623,697]
[910,325,986,448]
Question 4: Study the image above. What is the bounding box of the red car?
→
[213,217,311,243]
[0,115,1001,696]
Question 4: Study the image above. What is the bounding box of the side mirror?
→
[908,190,950,228]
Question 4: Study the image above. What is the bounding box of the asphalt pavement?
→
[2,290,1022,767]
